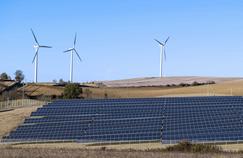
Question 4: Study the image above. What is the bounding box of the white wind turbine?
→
[154,37,169,78]
[64,33,82,83]
[31,29,52,83]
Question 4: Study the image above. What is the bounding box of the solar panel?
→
[3,96,243,144]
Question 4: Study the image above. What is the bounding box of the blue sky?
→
[1,0,243,82]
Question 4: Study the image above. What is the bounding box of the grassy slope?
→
[20,84,64,96]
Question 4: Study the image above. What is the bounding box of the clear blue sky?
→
[1,0,243,82]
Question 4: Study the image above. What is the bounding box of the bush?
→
[63,83,82,99]
[179,83,190,87]
[165,141,222,153]
[206,80,216,85]
[191,81,201,86]
[59,79,65,84]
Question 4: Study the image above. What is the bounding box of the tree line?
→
[0,70,25,83]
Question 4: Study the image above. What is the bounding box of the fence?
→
[0,99,47,110]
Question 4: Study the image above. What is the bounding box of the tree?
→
[14,70,24,83]
[59,79,64,84]
[63,83,82,99]
[0,72,10,80]
[52,79,57,84]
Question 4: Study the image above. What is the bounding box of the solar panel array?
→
[162,96,243,144]
[3,96,243,144]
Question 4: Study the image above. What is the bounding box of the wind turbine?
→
[64,33,82,83]
[31,29,52,83]
[154,37,169,78]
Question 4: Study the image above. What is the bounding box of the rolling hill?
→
[15,76,243,99]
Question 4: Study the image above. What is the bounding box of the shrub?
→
[100,146,106,151]
[179,83,190,87]
[165,141,222,153]
[63,83,82,99]
[206,80,216,85]
[192,81,201,86]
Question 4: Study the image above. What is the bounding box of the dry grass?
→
[82,79,243,98]
[219,144,243,152]
[0,142,166,150]
[0,106,40,138]
[0,147,243,158]
[3,141,243,152]
[20,84,64,97]
[1,141,243,158]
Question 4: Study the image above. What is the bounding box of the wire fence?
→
[0,99,47,110]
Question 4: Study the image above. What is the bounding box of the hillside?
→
[101,76,242,88]
[18,84,64,98]
[15,77,243,99]
[87,79,243,98]
[0,80,19,94]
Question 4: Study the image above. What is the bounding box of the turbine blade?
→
[74,49,82,61]
[154,39,164,46]
[39,45,52,48]
[164,36,170,44]
[63,48,73,53]
[74,33,77,46]
[32,48,39,63]
[31,29,39,45]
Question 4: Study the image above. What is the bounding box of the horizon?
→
[1,1,243,82]
[2,75,243,84]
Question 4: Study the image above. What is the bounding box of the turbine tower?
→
[64,33,82,83]
[31,29,52,83]
[154,37,169,78]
